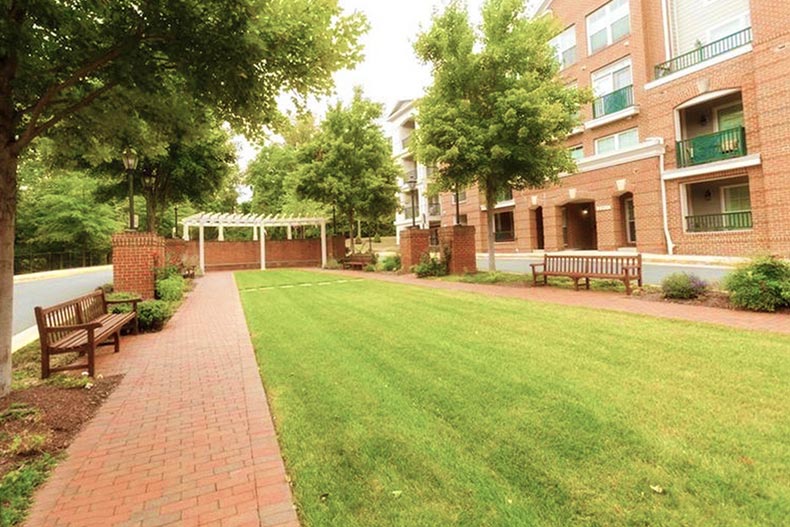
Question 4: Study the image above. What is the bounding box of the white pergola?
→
[181,213,329,273]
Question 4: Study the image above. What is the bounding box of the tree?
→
[0,1,366,395]
[413,0,588,271]
[296,89,400,254]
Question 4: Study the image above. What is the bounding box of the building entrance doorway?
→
[561,202,597,250]
[534,206,545,250]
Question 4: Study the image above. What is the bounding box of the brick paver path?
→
[25,273,299,527]
[324,270,789,334]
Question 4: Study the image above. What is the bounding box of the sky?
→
[235,0,540,172]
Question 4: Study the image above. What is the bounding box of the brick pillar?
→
[596,199,617,251]
[439,225,477,275]
[112,232,166,299]
[400,228,430,272]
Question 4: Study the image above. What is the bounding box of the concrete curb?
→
[13,265,112,284]
[12,326,38,353]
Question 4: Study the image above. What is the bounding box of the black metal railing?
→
[686,211,752,232]
[655,27,752,79]
[676,126,746,168]
[495,231,515,242]
[13,250,111,275]
[592,85,634,118]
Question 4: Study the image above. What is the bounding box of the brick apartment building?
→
[391,0,790,258]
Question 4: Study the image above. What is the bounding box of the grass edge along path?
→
[237,269,789,527]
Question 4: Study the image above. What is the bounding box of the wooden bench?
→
[35,290,140,378]
[342,254,374,270]
[530,253,643,295]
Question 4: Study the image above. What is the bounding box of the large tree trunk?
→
[146,192,158,233]
[485,188,497,272]
[0,144,18,397]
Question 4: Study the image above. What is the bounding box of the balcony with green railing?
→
[592,85,634,119]
[676,127,746,168]
[655,27,752,79]
[686,211,752,232]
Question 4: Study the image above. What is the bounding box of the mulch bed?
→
[0,375,122,480]
[635,290,735,310]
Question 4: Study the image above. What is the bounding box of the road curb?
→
[12,326,38,353]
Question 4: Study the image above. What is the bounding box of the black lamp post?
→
[407,173,418,228]
[121,148,138,230]
[455,185,461,226]
[141,170,157,233]
[174,205,179,238]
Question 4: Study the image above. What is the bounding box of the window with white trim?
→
[722,184,750,212]
[550,26,577,69]
[708,13,751,43]
[570,145,584,161]
[587,0,630,54]
[594,128,639,155]
[451,188,467,204]
[591,58,632,97]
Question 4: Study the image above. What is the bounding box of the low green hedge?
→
[156,275,186,302]
[724,256,790,312]
[137,300,173,331]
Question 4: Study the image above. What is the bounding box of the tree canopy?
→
[0,0,368,395]
[296,89,400,253]
[413,0,588,270]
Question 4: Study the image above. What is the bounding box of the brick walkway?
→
[324,270,789,334]
[25,273,299,527]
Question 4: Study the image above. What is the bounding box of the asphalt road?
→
[13,268,113,334]
[477,256,734,285]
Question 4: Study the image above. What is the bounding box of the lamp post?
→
[121,148,138,230]
[407,173,418,228]
[173,205,179,238]
[141,170,157,233]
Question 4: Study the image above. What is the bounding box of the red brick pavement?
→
[25,272,299,527]
[324,269,790,335]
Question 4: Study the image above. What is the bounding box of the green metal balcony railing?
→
[686,211,752,232]
[592,85,634,119]
[676,127,746,168]
[655,27,752,79]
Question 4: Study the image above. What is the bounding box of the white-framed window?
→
[623,196,636,243]
[594,128,639,155]
[591,58,632,97]
[451,188,467,204]
[707,13,751,43]
[550,26,577,69]
[570,145,584,161]
[587,0,630,54]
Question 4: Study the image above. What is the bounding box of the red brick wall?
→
[439,225,477,274]
[400,228,430,272]
[164,237,346,271]
[112,232,166,299]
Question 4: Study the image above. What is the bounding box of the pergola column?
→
[218,225,225,241]
[320,221,327,268]
[198,224,205,274]
[253,227,258,241]
[286,225,292,240]
[259,226,266,270]
[182,224,189,241]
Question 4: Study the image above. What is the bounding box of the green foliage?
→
[105,292,138,314]
[4,432,48,457]
[137,300,173,332]
[363,264,377,273]
[155,265,181,281]
[0,455,58,527]
[413,253,448,278]
[99,283,114,294]
[449,271,530,285]
[296,89,400,252]
[724,256,790,312]
[414,0,589,270]
[380,255,401,272]
[0,403,38,423]
[661,273,708,300]
[156,275,186,303]
[324,258,342,270]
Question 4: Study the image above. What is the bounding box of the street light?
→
[121,148,138,230]
[407,173,418,228]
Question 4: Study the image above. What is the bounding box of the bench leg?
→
[585,277,590,290]
[114,332,120,353]
[625,279,632,296]
[87,345,96,377]
[543,275,548,286]
[573,278,579,291]
[133,316,139,335]
[41,347,50,379]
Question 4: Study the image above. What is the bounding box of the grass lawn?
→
[236,269,789,527]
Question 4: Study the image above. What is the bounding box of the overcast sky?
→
[235,0,539,170]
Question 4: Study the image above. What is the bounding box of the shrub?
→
[156,275,186,302]
[363,263,377,272]
[324,258,342,270]
[99,283,114,294]
[5,431,48,456]
[137,300,172,331]
[724,256,790,312]
[661,273,708,300]
[105,292,139,314]
[373,233,381,243]
[380,255,401,272]
[413,253,448,278]
[155,264,181,281]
